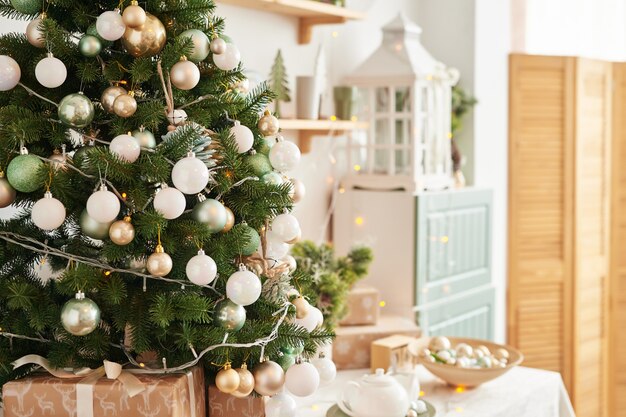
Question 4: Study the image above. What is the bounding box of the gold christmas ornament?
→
[215,363,241,394]
[170,56,200,90]
[26,13,46,48]
[231,363,255,398]
[292,296,310,319]
[122,13,166,58]
[258,110,280,137]
[122,1,146,28]
[101,85,127,113]
[0,171,17,208]
[289,178,306,203]
[252,359,285,396]
[113,92,137,118]
[147,244,172,276]
[109,216,135,245]
[222,206,235,233]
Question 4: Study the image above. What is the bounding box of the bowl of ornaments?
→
[408,336,523,387]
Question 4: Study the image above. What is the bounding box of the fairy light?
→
[311,405,320,411]
[355,216,364,226]
[330,115,337,121]
[455,407,464,413]
[353,164,361,172]
[338,186,346,194]
[331,31,339,38]
[379,301,386,308]
[419,390,425,397]
[441,235,449,243]
[121,192,127,199]
[104,270,112,277]
[448,132,453,139]
[350,115,359,122]
[455,386,465,393]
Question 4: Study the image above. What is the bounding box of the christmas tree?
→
[269,49,290,117]
[0,0,333,397]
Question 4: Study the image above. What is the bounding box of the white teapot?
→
[337,368,410,417]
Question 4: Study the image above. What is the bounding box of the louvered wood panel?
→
[508,56,574,389]
[610,63,626,417]
[573,58,611,417]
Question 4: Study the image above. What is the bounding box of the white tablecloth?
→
[294,366,576,417]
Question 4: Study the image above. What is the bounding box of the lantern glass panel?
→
[395,87,411,113]
[375,87,390,113]
[355,87,371,120]
[374,118,390,173]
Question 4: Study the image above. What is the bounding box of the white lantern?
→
[343,13,458,191]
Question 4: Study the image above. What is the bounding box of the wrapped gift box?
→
[333,315,421,370]
[2,367,205,417]
[207,384,265,417]
[339,286,380,326]
[370,334,418,373]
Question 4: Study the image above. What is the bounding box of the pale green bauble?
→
[213,299,246,332]
[6,154,44,193]
[246,152,273,177]
[58,93,94,128]
[79,209,112,240]
[240,224,260,256]
[132,128,157,149]
[86,24,113,48]
[10,0,39,14]
[192,198,227,233]
[178,29,210,63]
[280,344,304,356]
[277,353,296,372]
[262,172,284,186]
[79,35,102,57]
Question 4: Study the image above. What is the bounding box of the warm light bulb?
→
[441,236,449,243]
[455,407,464,413]
[121,192,127,199]
[353,164,361,172]
[331,31,339,38]
[311,405,319,411]
[379,301,386,308]
[350,115,358,122]
[104,270,112,276]
[330,115,337,121]
[455,386,465,393]
[448,132,453,139]
[339,187,345,194]
[419,390,425,397]
[355,216,364,226]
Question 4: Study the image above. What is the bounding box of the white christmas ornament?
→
[96,10,126,41]
[87,184,120,223]
[226,266,262,306]
[269,139,301,172]
[0,55,21,91]
[213,43,241,71]
[265,392,297,417]
[264,231,290,260]
[285,361,320,397]
[31,191,66,230]
[311,356,337,385]
[153,185,186,220]
[186,249,217,286]
[295,306,323,332]
[166,109,188,125]
[230,121,254,153]
[271,213,301,242]
[109,134,140,163]
[171,152,209,194]
[35,54,66,88]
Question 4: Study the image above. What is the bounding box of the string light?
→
[379,301,386,308]
[353,164,361,172]
[338,186,345,194]
[455,407,464,413]
[455,386,465,393]
[331,31,339,38]
[354,216,364,226]
[330,115,337,121]
[440,235,449,243]
[419,390,425,397]
[350,115,359,122]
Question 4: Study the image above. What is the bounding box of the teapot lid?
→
[362,369,397,386]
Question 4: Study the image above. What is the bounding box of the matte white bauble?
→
[213,43,241,71]
[153,185,186,220]
[295,306,323,332]
[186,249,217,286]
[230,121,254,153]
[285,362,320,397]
[96,10,126,41]
[35,54,66,88]
[271,213,300,242]
[170,58,200,90]
[311,356,337,385]
[265,392,297,417]
[269,140,301,172]
[0,55,21,91]
[31,191,66,230]
[86,185,120,223]
[226,268,262,306]
[264,231,290,260]
[109,134,140,163]
[171,152,209,194]
[166,108,188,125]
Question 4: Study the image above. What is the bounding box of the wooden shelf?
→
[215,0,366,44]
[279,118,368,152]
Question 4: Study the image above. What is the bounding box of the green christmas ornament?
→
[61,291,101,336]
[240,224,261,256]
[10,0,39,14]
[178,29,210,63]
[58,93,94,128]
[192,197,227,233]
[246,152,273,177]
[262,171,284,186]
[277,353,296,372]
[79,209,112,240]
[213,299,246,332]
[6,152,44,193]
[86,24,113,48]
[132,128,157,149]
[259,137,275,155]
[280,344,304,356]
[79,35,102,57]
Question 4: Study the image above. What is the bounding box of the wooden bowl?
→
[408,337,523,387]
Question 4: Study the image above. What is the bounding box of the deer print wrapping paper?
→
[207,383,265,417]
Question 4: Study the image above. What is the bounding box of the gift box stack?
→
[333,285,421,370]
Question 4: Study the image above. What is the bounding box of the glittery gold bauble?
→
[121,13,166,58]
[252,360,284,396]
[122,1,146,28]
[113,93,137,118]
[101,86,127,113]
[258,110,280,137]
[109,216,135,245]
[147,244,172,276]
[0,172,16,208]
[215,364,240,394]
[221,206,235,233]
[292,296,310,319]
[289,178,306,203]
[231,364,255,398]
